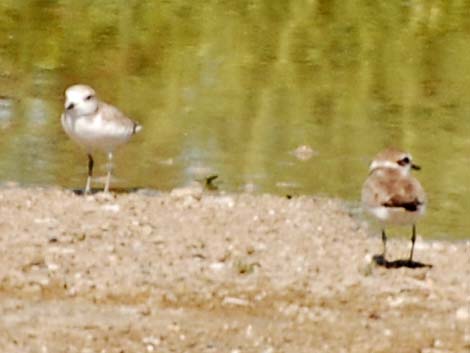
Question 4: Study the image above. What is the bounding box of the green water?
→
[0,1,469,238]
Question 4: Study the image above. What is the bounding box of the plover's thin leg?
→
[104,152,113,193]
[409,224,416,261]
[381,229,387,259]
[85,154,94,194]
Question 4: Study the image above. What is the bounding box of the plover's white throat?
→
[361,148,427,262]
[61,84,142,193]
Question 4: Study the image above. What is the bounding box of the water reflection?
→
[0,1,468,238]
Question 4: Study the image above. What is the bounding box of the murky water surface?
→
[0,1,469,238]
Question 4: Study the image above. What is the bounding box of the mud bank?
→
[0,187,468,353]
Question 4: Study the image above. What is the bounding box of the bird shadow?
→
[71,187,141,195]
[372,255,432,269]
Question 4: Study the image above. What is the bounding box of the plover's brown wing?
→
[99,102,141,134]
[362,169,426,210]
[382,175,426,211]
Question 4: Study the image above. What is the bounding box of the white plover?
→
[61,84,142,193]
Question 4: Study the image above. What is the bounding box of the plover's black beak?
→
[411,163,421,170]
[66,103,75,110]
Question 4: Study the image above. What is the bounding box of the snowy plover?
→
[361,148,426,262]
[61,84,142,193]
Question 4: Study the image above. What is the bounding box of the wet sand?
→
[0,186,468,353]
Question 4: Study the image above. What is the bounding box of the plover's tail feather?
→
[132,121,142,134]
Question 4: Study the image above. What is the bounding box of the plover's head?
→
[64,84,99,117]
[369,148,420,175]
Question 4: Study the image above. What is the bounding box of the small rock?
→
[364,253,373,264]
[209,262,225,271]
[142,225,153,236]
[222,297,250,306]
[34,217,57,225]
[245,325,253,338]
[291,145,317,161]
[101,204,120,213]
[142,337,160,346]
[456,307,469,321]
[387,296,405,307]
[47,263,59,271]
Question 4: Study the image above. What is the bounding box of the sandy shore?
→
[0,186,468,353]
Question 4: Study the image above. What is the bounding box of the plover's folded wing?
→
[100,102,142,135]
[383,198,423,211]
[381,176,426,211]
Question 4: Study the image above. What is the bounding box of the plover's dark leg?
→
[381,229,387,259]
[104,152,113,193]
[409,224,416,261]
[85,154,94,194]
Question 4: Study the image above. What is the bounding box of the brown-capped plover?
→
[361,148,427,263]
[61,84,142,193]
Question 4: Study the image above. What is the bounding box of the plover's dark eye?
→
[397,156,410,166]
[85,95,93,100]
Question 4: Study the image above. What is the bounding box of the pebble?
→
[142,336,160,346]
[245,325,253,338]
[101,204,120,213]
[291,145,317,161]
[456,306,469,321]
[387,296,405,307]
[209,262,225,271]
[47,263,59,271]
[33,217,57,225]
[222,297,250,306]
[142,225,153,236]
